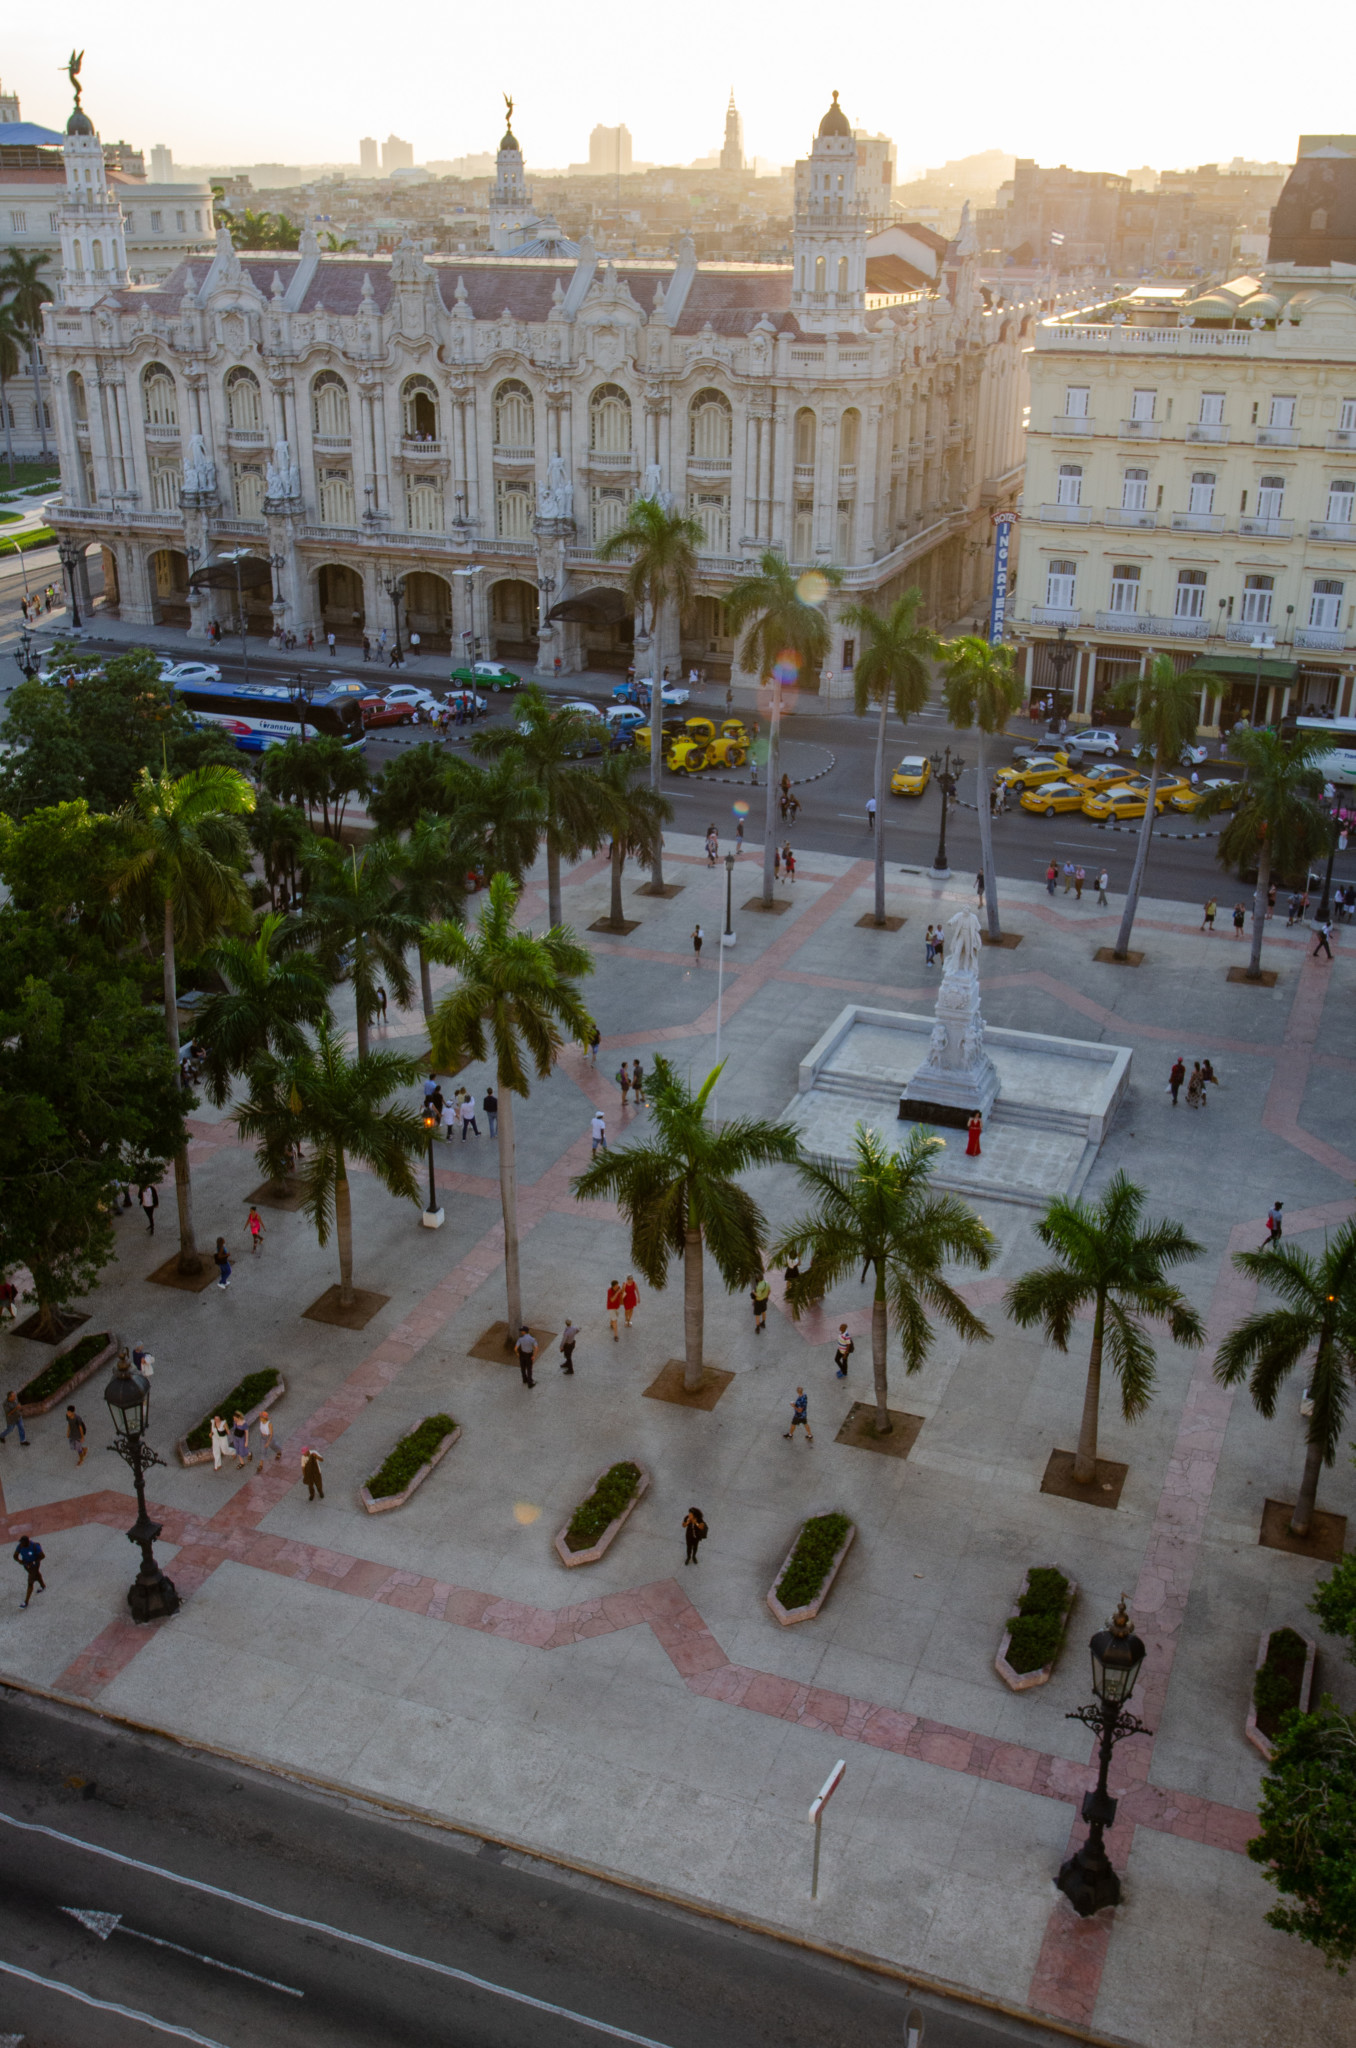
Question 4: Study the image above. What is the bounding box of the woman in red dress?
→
[966,1112,983,1157]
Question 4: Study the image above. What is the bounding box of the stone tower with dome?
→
[57,68,128,300]
[489,98,534,252]
[791,91,882,333]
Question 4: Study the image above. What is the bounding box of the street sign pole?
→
[808,1759,846,1899]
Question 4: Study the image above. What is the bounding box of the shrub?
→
[1007,1611,1067,1673]
[775,1511,852,1611]
[1016,1566,1069,1618]
[184,1368,280,1453]
[17,1331,111,1408]
[1254,1626,1308,1739]
[1310,1554,1356,1668]
[1250,1701,1356,1969]
[365,1414,456,1500]
[566,1461,641,1551]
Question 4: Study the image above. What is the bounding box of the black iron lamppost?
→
[103,1351,180,1625]
[13,623,38,680]
[382,571,407,666]
[217,547,254,684]
[927,747,965,880]
[421,1109,444,1228]
[1056,1600,1149,1916]
[1316,795,1341,923]
[57,537,83,629]
[723,849,736,941]
[1046,621,1074,722]
[289,672,318,745]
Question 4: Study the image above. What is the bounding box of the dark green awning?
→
[1183,654,1296,683]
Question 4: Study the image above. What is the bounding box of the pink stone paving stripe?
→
[1261,944,1356,1177]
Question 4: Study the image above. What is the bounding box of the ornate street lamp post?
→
[382,571,407,667]
[1045,621,1074,723]
[421,1109,444,1229]
[103,1351,180,1625]
[1056,1600,1149,1915]
[723,849,736,942]
[56,537,83,629]
[289,672,318,745]
[927,746,965,880]
[13,624,38,680]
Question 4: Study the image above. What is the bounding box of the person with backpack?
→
[834,1325,854,1380]
[13,1535,45,1607]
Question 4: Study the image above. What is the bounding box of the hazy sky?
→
[5,4,1345,174]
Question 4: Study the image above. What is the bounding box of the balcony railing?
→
[1094,611,1212,639]
[1051,414,1094,434]
[1171,510,1226,532]
[224,428,267,447]
[1104,507,1157,529]
[1187,422,1228,443]
[837,466,857,488]
[312,434,352,452]
[583,449,636,469]
[1226,621,1277,643]
[1238,515,1293,538]
[687,457,732,477]
[1040,502,1092,523]
[143,422,181,441]
[1309,519,1356,543]
[793,463,815,486]
[492,444,533,462]
[1256,425,1299,447]
[1031,605,1081,626]
[400,437,446,458]
[1296,625,1346,649]
[1119,418,1160,440]
[1326,428,1356,451]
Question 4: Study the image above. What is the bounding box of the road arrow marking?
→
[61,1908,302,1996]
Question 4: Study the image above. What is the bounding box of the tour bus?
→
[1296,716,1356,787]
[171,677,365,752]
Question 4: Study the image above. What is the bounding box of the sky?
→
[5,3,1350,175]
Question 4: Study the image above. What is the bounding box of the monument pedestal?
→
[899,910,998,1123]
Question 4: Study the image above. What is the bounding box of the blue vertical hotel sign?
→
[989,515,1013,645]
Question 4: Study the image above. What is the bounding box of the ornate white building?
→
[47,95,1036,674]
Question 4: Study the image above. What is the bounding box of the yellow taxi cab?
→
[1081,782,1169,821]
[1077,760,1141,793]
[1169,777,1239,814]
[1019,779,1090,817]
[994,754,1084,794]
[890,754,932,796]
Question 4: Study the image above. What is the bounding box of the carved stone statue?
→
[266,438,301,502]
[638,462,672,511]
[66,49,85,106]
[182,433,216,498]
[537,452,573,520]
[901,903,999,1121]
[945,905,981,977]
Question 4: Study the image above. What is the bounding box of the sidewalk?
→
[1,838,1353,2046]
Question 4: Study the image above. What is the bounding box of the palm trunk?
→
[334,1154,355,1306]
[1112,757,1161,959]
[609,835,626,929]
[643,600,666,892]
[418,945,434,1024]
[976,726,1000,939]
[872,692,887,924]
[162,899,201,1275]
[29,339,49,460]
[762,682,781,906]
[497,1081,522,1338]
[546,825,563,928]
[682,1222,705,1391]
[1289,1435,1324,1538]
[1074,1296,1105,1484]
[0,378,13,484]
[871,1279,891,1433]
[1247,844,1271,981]
[354,996,370,1063]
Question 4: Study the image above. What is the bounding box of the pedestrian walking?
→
[514,1326,538,1387]
[213,1236,232,1288]
[1169,1056,1186,1106]
[301,1446,325,1499]
[591,1110,607,1155]
[631,1059,646,1105]
[65,1406,87,1466]
[1096,869,1109,907]
[1267,881,1277,918]
[1074,865,1086,901]
[1201,897,1217,932]
[975,870,985,905]
[1062,861,1075,894]
[1186,1063,1207,1110]
[247,1207,265,1254]
[607,1279,622,1341]
[588,1027,600,1068]
[1313,920,1334,959]
[442,1094,458,1143]
[1261,1201,1283,1252]
[1,1391,28,1447]
[1201,1059,1220,1088]
[706,827,719,866]
[683,1507,708,1565]
[622,1275,639,1329]
[1046,861,1058,896]
[13,1535,45,1607]
[140,1182,159,1234]
[783,843,796,884]
[1285,892,1301,928]
[459,1093,480,1138]
[0,1279,16,1322]
[692,923,704,965]
[375,985,388,1024]
[209,1415,230,1471]
[1232,902,1246,937]
[734,818,744,856]
[925,923,937,967]
[326,631,337,659]
[559,1320,578,1374]
[751,1269,771,1333]
[231,1412,249,1468]
[306,628,315,653]
[866,795,877,832]
[783,1387,814,1443]
[483,1086,498,1136]
[774,845,782,883]
[256,1409,280,1465]
[616,1061,631,1107]
[833,1325,854,1380]
[933,926,943,968]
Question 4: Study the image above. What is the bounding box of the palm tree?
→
[393,816,481,1022]
[941,636,1025,940]
[236,1026,424,1309]
[1213,1221,1356,1538]
[771,1122,995,1434]
[0,303,22,485]
[596,497,704,890]
[195,912,332,1107]
[593,749,673,931]
[261,734,368,839]
[841,589,937,926]
[111,764,256,1272]
[427,872,594,1337]
[297,838,418,1058]
[572,1056,802,1392]
[1006,1171,1205,1484]
[320,231,358,252]
[0,249,54,460]
[1109,655,1211,959]
[473,684,613,927]
[248,793,312,911]
[725,551,841,906]
[1207,726,1331,981]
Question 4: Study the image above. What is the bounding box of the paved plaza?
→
[2,831,1354,2047]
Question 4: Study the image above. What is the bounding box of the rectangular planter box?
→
[995,1568,1078,1691]
[360,1426,461,1514]
[19,1335,118,1418]
[766,1518,856,1625]
[177,1377,286,1467]
[1245,1627,1318,1760]
[554,1463,650,1567]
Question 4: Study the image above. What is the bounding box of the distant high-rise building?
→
[720,91,744,173]
[589,123,632,176]
[360,136,379,174]
[150,143,173,183]
[382,134,414,173]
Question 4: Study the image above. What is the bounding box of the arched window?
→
[494,379,534,452]
[225,368,263,433]
[688,389,732,462]
[839,408,860,467]
[402,375,439,442]
[794,408,816,467]
[814,255,826,293]
[589,383,631,454]
[92,239,104,272]
[311,371,350,440]
[142,363,178,428]
[837,256,849,296]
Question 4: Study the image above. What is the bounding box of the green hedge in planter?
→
[1006,1566,1072,1674]
[776,1511,852,1611]
[566,1461,641,1550]
[185,1368,280,1453]
[18,1332,111,1408]
[1254,1626,1308,1739]
[365,1414,456,1500]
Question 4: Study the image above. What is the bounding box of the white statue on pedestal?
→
[901,904,999,1119]
[182,434,216,497]
[537,452,573,520]
[266,438,301,502]
[639,461,672,510]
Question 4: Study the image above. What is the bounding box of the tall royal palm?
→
[474,684,613,926]
[427,873,594,1338]
[841,589,937,926]
[195,911,332,1107]
[941,635,1024,940]
[393,816,482,1022]
[725,551,840,906]
[573,1056,802,1392]
[1207,726,1330,981]
[0,249,54,460]
[1214,1220,1356,1538]
[596,497,704,891]
[297,837,419,1058]
[111,764,255,1272]
[236,1027,424,1309]
[0,304,21,484]
[772,1123,995,1434]
[593,748,673,932]
[1006,1171,1205,1484]
[1110,655,1211,960]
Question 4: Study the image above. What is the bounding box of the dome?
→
[66,107,94,135]
[817,90,851,139]
[1268,154,1356,265]
[499,128,519,154]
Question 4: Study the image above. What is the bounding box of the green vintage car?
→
[449,661,521,693]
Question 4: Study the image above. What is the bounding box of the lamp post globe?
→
[103,1352,180,1625]
[420,1110,444,1228]
[1057,1601,1149,1917]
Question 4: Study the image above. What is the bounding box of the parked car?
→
[1020,779,1089,817]
[381,682,443,719]
[449,662,520,692]
[1062,727,1122,761]
[637,679,690,708]
[1179,743,1211,767]
[1169,777,1240,814]
[359,694,410,729]
[556,698,607,723]
[993,755,1081,794]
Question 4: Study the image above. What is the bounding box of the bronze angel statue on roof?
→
[66,50,85,106]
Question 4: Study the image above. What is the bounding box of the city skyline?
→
[3,0,1344,179]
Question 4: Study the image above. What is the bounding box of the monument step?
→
[988,1101,1093,1139]
[814,1070,904,1106]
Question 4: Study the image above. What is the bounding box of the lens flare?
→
[796,571,829,606]
[513,1502,541,1525]
[732,799,750,817]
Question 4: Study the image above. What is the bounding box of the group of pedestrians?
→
[18,587,58,624]
[208,1406,282,1470]
[615,1061,648,1108]
[423,1074,498,1140]
[1167,1056,1220,1109]
[1044,862,1110,905]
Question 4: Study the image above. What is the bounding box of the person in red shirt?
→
[622,1275,639,1329]
[1169,1057,1186,1106]
[607,1280,622,1342]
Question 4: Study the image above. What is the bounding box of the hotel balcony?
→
[1030,606,1081,627]
[1295,625,1347,649]
[1326,428,1356,451]
[1186,422,1229,443]
[1094,611,1212,639]
[143,422,181,442]
[1237,515,1294,538]
[1039,502,1092,524]
[1051,414,1095,434]
[1308,520,1356,543]
[1256,425,1299,447]
[1104,507,1157,529]
[1171,510,1226,533]
[1119,418,1160,440]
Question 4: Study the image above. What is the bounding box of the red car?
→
[359,694,413,729]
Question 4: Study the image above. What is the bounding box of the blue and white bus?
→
[1296,716,1356,787]
[172,678,365,752]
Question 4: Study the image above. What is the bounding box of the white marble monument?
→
[900,906,999,1124]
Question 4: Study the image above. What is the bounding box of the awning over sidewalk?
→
[1183,653,1297,683]
[547,586,630,625]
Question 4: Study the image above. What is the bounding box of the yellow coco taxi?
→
[1169,777,1239,814]
[1019,779,1090,817]
[890,755,932,796]
[993,755,1083,794]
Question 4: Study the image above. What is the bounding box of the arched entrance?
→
[317,563,366,641]
[404,571,452,652]
[544,584,632,672]
[148,547,189,625]
[98,545,121,613]
[489,577,540,661]
[683,595,733,679]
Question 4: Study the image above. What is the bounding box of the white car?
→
[381,682,443,718]
[1180,743,1211,767]
[163,660,224,687]
[556,699,607,722]
[1065,727,1121,760]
